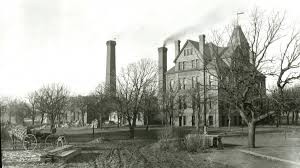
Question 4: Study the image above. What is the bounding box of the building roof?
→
[227,25,249,49]
[173,40,220,63]
[173,25,252,67]
[167,25,266,78]
[166,66,175,74]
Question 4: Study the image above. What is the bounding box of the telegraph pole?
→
[203,53,207,134]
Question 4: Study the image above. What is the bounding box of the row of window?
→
[170,75,216,90]
[176,95,214,111]
[178,115,243,126]
[178,59,200,71]
[192,98,214,109]
[179,115,214,126]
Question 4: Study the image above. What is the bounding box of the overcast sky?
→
[0,0,299,98]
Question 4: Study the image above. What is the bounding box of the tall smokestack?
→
[175,40,181,58]
[158,47,167,94]
[199,35,205,56]
[106,40,116,94]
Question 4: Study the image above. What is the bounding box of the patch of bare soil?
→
[2,140,231,168]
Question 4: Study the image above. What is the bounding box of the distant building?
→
[158,25,266,127]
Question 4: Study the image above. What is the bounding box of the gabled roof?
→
[173,40,221,63]
[189,40,200,51]
[169,25,263,77]
[173,40,200,63]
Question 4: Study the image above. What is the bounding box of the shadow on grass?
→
[66,127,194,143]
[223,143,243,149]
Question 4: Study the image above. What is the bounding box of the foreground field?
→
[2,126,300,168]
[3,140,228,168]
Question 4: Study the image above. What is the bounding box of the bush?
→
[158,126,182,151]
[159,126,173,140]
[184,134,209,152]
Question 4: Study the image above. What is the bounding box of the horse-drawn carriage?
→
[6,124,68,151]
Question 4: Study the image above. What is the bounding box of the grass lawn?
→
[2,125,300,168]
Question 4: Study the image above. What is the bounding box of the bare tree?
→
[187,82,204,131]
[272,85,300,125]
[162,83,180,127]
[204,8,285,148]
[94,82,111,129]
[69,95,88,126]
[274,30,300,126]
[27,92,38,125]
[140,82,158,131]
[117,58,157,138]
[35,83,69,132]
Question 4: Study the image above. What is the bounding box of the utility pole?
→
[203,53,207,134]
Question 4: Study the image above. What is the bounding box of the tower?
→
[158,47,167,94]
[106,40,116,94]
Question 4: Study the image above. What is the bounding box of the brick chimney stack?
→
[158,47,167,94]
[175,40,181,58]
[199,35,205,57]
[106,40,116,94]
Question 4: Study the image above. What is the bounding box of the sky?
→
[0,0,300,98]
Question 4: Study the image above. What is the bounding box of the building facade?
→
[158,25,266,127]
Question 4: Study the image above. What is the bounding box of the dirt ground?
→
[2,139,229,168]
[2,126,300,168]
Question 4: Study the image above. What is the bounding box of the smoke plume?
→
[163,2,243,47]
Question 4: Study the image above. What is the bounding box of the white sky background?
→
[0,0,299,98]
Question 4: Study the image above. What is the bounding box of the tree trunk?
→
[248,122,256,148]
[286,112,290,125]
[40,113,44,124]
[129,113,137,139]
[58,114,61,127]
[196,107,201,131]
[50,117,56,134]
[277,88,283,128]
[31,106,35,125]
[129,126,135,139]
[145,112,149,131]
[292,112,295,125]
[81,111,85,126]
[170,110,174,127]
[296,111,299,125]
[32,115,35,125]
[117,114,120,128]
[276,110,281,127]
[228,117,231,131]
[99,113,102,129]
[228,106,231,131]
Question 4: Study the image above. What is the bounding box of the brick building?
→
[158,25,266,127]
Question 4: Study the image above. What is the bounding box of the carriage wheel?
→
[44,134,56,148]
[23,134,37,151]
